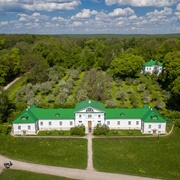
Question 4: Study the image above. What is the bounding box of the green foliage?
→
[93,124,110,135]
[0,125,11,135]
[173,120,180,128]
[109,53,144,78]
[70,125,85,136]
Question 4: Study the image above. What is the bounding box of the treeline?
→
[0,34,180,123]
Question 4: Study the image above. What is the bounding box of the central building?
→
[12,99,167,135]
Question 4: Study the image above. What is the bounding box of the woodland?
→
[0,34,180,125]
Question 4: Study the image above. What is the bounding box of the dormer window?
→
[21,116,28,120]
[120,113,125,116]
[86,108,93,112]
[55,113,60,117]
[151,115,158,120]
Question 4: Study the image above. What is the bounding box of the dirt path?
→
[87,134,94,171]
[0,154,157,180]
[3,77,22,90]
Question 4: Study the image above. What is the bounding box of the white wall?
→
[145,65,162,75]
[13,123,36,135]
[38,119,74,130]
[105,119,141,130]
[143,122,166,134]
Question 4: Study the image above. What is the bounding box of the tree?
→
[0,93,13,123]
[109,53,144,78]
[21,54,49,84]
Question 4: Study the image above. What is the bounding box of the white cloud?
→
[109,7,135,17]
[72,21,83,26]
[105,0,179,7]
[0,21,8,26]
[71,9,98,19]
[176,3,180,11]
[0,0,81,12]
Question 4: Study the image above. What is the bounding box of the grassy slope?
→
[93,126,180,180]
[0,169,75,180]
[0,136,87,169]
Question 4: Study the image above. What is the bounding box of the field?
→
[0,136,87,169]
[0,169,74,180]
[93,127,180,180]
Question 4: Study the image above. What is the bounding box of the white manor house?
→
[12,99,167,135]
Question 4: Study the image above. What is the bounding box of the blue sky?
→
[0,0,180,34]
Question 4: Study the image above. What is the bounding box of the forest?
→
[0,34,180,124]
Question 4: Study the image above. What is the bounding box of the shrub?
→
[93,124,110,135]
[0,125,11,135]
[70,125,85,136]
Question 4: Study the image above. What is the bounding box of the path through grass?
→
[93,127,180,179]
[0,169,75,180]
[0,136,87,169]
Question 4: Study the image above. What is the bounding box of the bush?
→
[93,124,110,135]
[0,125,11,135]
[70,125,85,136]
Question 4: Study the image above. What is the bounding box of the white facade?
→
[144,65,162,75]
[142,122,166,134]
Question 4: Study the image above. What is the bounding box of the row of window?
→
[79,114,101,118]
[107,121,139,125]
[148,125,161,129]
[18,125,31,130]
[40,121,73,126]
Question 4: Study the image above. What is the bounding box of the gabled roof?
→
[144,60,163,67]
[142,108,166,123]
[75,99,105,112]
[12,108,38,124]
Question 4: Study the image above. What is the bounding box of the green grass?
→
[0,136,87,169]
[0,169,75,180]
[5,75,28,101]
[93,127,180,179]
[37,130,71,136]
[106,130,150,136]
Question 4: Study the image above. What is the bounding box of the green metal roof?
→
[31,108,74,120]
[144,60,163,67]
[105,107,150,119]
[142,108,166,123]
[75,99,105,112]
[12,100,166,124]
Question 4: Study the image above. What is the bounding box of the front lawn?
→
[0,136,87,169]
[37,130,71,136]
[0,169,75,180]
[93,127,180,179]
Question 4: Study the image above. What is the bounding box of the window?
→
[158,125,161,129]
[148,131,151,134]
[40,122,43,126]
[117,121,120,125]
[49,122,52,126]
[79,121,82,124]
[21,116,28,120]
[79,115,82,118]
[28,126,31,130]
[107,121,110,125]
[98,121,101,124]
[136,121,139,125]
[128,121,131,125]
[55,113,60,117]
[158,131,161,134]
[59,121,62,126]
[88,114,92,118]
[18,126,21,130]
[148,125,151,129]
[120,113,125,116]
[70,121,73,126]
[98,115,101,118]
[86,108,93,112]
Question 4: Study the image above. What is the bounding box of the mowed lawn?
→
[93,127,180,180]
[0,169,75,180]
[0,136,87,169]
